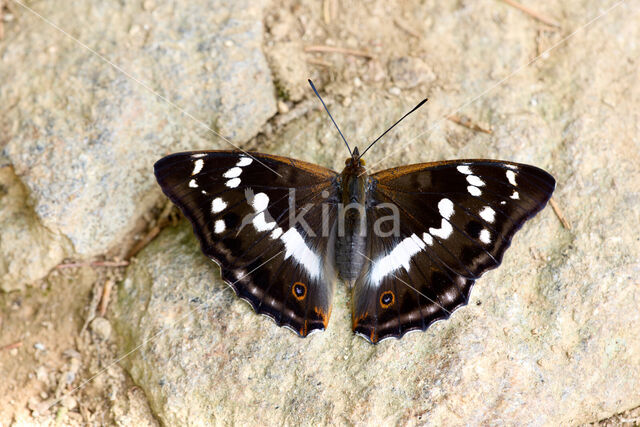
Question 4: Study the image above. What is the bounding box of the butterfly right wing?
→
[352,160,555,343]
[154,151,339,337]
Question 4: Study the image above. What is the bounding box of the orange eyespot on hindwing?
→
[380,290,395,308]
[292,282,307,300]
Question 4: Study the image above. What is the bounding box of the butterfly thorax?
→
[335,153,369,285]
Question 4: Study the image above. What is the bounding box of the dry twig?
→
[502,0,560,28]
[323,0,337,25]
[98,279,114,316]
[56,260,129,269]
[305,57,332,68]
[80,281,103,335]
[304,45,374,59]
[549,197,571,229]
[447,114,492,134]
[1,340,23,351]
[393,17,421,39]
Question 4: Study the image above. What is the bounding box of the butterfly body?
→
[335,147,369,284]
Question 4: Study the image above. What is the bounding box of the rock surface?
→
[0,0,275,263]
[113,1,640,424]
[1,0,639,424]
[0,166,72,292]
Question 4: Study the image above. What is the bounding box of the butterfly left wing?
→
[352,160,555,343]
[154,151,339,337]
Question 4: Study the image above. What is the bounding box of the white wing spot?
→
[510,190,520,199]
[370,234,425,285]
[438,198,454,219]
[422,232,433,246]
[270,227,283,239]
[192,159,204,175]
[466,175,485,187]
[214,220,225,234]
[189,179,198,188]
[252,192,269,212]
[479,229,491,244]
[253,212,276,232]
[236,157,253,167]
[505,164,518,170]
[506,170,517,186]
[247,191,276,232]
[500,201,506,205]
[281,228,322,278]
[191,153,207,159]
[211,197,227,213]
[457,165,472,175]
[479,206,495,223]
[468,185,482,196]
[429,219,453,239]
[226,178,241,188]
[223,167,242,178]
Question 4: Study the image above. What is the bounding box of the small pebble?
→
[277,101,289,114]
[34,342,46,351]
[389,87,401,95]
[142,0,155,10]
[388,56,436,89]
[129,25,141,36]
[36,366,48,382]
[61,395,77,410]
[90,317,112,341]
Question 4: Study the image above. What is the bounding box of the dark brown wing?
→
[154,151,339,337]
[352,160,555,343]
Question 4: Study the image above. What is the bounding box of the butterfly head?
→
[345,147,366,172]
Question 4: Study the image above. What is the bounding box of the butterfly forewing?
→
[351,160,555,343]
[154,151,338,336]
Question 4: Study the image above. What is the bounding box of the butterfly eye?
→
[292,282,307,300]
[379,291,395,308]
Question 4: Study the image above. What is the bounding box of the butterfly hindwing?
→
[352,160,555,343]
[154,151,338,336]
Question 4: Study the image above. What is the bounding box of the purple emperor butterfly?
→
[154,81,555,343]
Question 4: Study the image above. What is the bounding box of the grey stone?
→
[0,167,71,292]
[90,317,112,341]
[0,0,275,262]
[266,41,310,102]
[113,0,640,424]
[388,56,436,89]
[0,0,636,423]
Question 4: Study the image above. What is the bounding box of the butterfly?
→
[154,81,555,344]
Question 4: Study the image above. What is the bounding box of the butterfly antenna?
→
[357,98,428,159]
[308,79,353,157]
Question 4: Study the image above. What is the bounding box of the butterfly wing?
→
[352,160,555,343]
[154,151,339,337]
